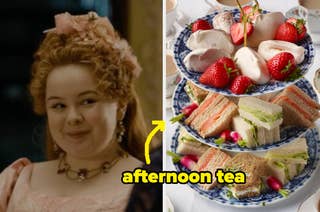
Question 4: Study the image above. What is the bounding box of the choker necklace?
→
[57,152,125,182]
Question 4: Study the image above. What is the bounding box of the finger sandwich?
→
[193,148,231,190]
[224,153,271,199]
[238,97,283,130]
[185,93,238,138]
[271,85,320,128]
[232,116,280,148]
[184,81,209,104]
[176,128,209,157]
[265,138,308,184]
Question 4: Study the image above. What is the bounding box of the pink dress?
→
[0,158,129,212]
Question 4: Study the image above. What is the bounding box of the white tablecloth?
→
[165,0,320,211]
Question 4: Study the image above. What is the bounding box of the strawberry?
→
[199,62,230,88]
[267,52,296,81]
[191,19,212,33]
[275,22,298,43]
[286,18,307,41]
[230,22,254,45]
[216,57,240,79]
[241,5,261,23]
[230,75,253,94]
[229,75,253,94]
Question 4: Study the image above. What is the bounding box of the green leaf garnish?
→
[170,113,185,123]
[215,137,225,145]
[166,151,181,163]
[226,190,234,199]
[238,139,247,147]
[278,189,289,197]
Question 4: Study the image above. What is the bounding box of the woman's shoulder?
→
[32,159,58,170]
[1,157,32,173]
[30,159,59,187]
[0,158,32,211]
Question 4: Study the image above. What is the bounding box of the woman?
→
[0,12,148,211]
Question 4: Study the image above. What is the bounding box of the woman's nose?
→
[67,107,84,126]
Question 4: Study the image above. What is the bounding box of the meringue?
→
[247,12,285,48]
[234,47,271,84]
[212,12,234,34]
[184,48,231,72]
[258,40,305,64]
[186,29,234,55]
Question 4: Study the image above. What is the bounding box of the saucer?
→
[297,188,320,212]
[313,68,320,94]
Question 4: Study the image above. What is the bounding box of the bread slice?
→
[239,97,283,130]
[185,93,224,125]
[263,126,280,145]
[198,100,238,138]
[232,115,281,147]
[186,93,238,138]
[177,128,209,157]
[184,81,209,104]
[191,98,230,131]
[193,148,231,190]
[265,138,308,164]
[232,116,258,147]
[271,85,320,127]
[267,159,305,185]
[224,153,271,199]
[266,137,308,185]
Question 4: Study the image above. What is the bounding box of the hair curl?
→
[29,12,147,161]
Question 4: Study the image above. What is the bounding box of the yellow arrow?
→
[145,120,165,164]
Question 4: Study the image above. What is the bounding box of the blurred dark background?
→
[0,0,130,170]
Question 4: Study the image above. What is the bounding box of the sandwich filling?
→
[239,105,283,123]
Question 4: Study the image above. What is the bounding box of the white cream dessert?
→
[186,29,234,55]
[247,12,285,48]
[212,11,234,34]
[234,47,271,84]
[183,48,231,72]
[258,40,305,64]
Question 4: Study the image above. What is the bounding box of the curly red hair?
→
[29,12,147,160]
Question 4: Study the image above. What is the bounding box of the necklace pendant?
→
[78,168,88,182]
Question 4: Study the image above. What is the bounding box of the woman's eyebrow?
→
[46,91,98,101]
[78,90,98,97]
[47,96,63,101]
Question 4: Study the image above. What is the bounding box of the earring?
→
[116,121,125,143]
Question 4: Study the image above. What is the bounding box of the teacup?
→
[286,5,320,34]
[166,0,178,35]
[313,68,320,94]
[297,187,320,212]
[301,0,320,34]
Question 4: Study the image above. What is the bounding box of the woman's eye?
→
[81,98,96,105]
[51,103,65,110]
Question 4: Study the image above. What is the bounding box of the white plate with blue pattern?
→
[173,9,315,97]
[170,126,320,207]
[172,77,318,152]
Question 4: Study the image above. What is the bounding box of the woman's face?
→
[45,64,118,159]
